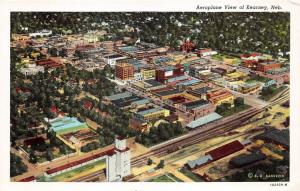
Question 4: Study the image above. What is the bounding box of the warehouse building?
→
[186,112,222,129]
[186,155,213,170]
[179,99,216,119]
[229,151,266,168]
[253,129,289,149]
[205,140,244,161]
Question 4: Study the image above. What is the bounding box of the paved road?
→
[229,89,269,109]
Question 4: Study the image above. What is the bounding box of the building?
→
[29,30,52,38]
[133,72,143,82]
[205,140,244,161]
[225,71,247,81]
[115,63,135,80]
[107,137,131,181]
[12,34,30,41]
[141,68,156,80]
[19,64,44,76]
[253,129,289,149]
[188,86,212,100]
[105,92,132,102]
[155,65,184,83]
[186,112,222,129]
[186,155,213,170]
[48,116,89,135]
[229,151,266,168]
[238,82,261,94]
[36,58,62,69]
[179,99,216,119]
[197,48,217,57]
[102,41,114,52]
[207,89,235,107]
[102,53,127,67]
[257,61,281,72]
[18,176,36,182]
[133,106,170,122]
[131,79,167,92]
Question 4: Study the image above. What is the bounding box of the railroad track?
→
[72,170,106,182]
[132,93,289,166]
[72,93,289,181]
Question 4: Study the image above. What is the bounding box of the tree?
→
[59,145,67,154]
[147,158,153,166]
[216,103,230,114]
[29,150,37,164]
[59,48,68,57]
[46,149,54,161]
[156,160,165,169]
[234,97,244,106]
[48,47,59,57]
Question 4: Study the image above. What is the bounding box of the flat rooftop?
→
[187,112,222,129]
[106,92,132,101]
[137,107,165,116]
[49,116,88,134]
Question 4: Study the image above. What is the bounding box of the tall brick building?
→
[115,63,134,80]
[257,61,281,72]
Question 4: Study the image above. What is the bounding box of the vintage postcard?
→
[0,0,299,191]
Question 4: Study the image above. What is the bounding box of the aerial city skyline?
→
[10,12,289,182]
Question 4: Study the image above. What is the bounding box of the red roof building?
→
[155,65,184,83]
[83,101,93,110]
[50,106,58,114]
[240,52,262,59]
[205,140,244,161]
[36,59,62,69]
[18,176,36,182]
[45,148,115,175]
[24,137,46,146]
[257,61,281,73]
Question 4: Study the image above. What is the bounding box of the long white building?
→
[29,30,52,38]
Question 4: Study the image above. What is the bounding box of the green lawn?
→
[217,104,251,117]
[179,168,204,182]
[148,173,183,182]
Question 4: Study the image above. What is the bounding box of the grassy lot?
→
[259,86,287,101]
[211,54,223,61]
[217,104,251,117]
[46,159,105,182]
[179,168,204,182]
[148,173,183,182]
